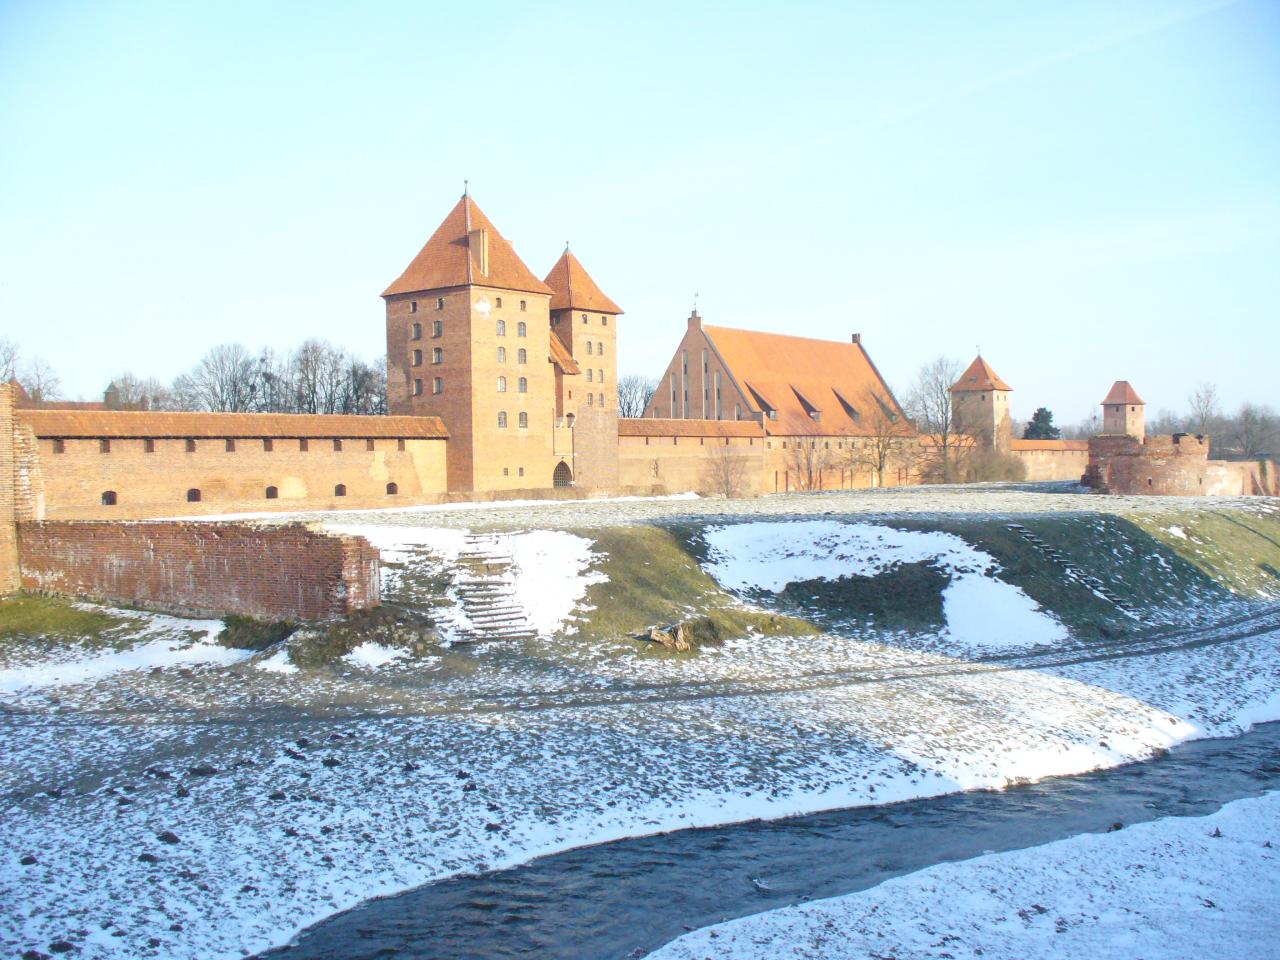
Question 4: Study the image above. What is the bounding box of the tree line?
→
[2,337,387,415]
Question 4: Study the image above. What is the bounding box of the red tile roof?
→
[548,333,581,375]
[702,326,910,437]
[383,194,552,298]
[543,248,622,314]
[618,417,764,438]
[951,355,1012,393]
[1102,381,1145,405]
[1009,439,1089,452]
[19,410,448,439]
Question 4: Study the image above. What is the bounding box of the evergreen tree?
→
[1023,407,1061,440]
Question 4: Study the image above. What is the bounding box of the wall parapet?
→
[17,521,379,620]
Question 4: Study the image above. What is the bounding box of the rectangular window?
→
[411,322,422,340]
[518,411,528,428]
[670,372,676,414]
[519,300,526,312]
[185,438,196,453]
[300,438,309,452]
[52,439,65,454]
[410,300,418,313]
[99,439,110,453]
[436,297,445,310]
[413,378,423,396]
[144,438,155,453]
[715,370,722,420]
[366,439,375,451]
[225,438,236,452]
[433,347,442,364]
[397,439,405,451]
[433,320,443,337]
[263,438,274,452]
[432,377,442,395]
[333,439,343,452]
[702,349,709,418]
[412,349,423,367]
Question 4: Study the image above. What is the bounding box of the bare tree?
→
[616,374,658,418]
[103,372,171,410]
[19,356,61,403]
[0,337,18,382]
[1231,403,1279,459]
[173,343,260,412]
[784,436,832,491]
[849,389,915,486]
[701,441,753,498]
[904,356,965,483]
[1188,382,1220,436]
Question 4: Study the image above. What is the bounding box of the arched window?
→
[518,377,527,393]
[519,300,526,312]
[265,486,278,499]
[586,341,594,355]
[598,341,605,356]
[386,482,398,495]
[587,393,594,406]
[411,322,422,340]
[497,376,507,392]
[517,348,527,364]
[553,461,572,487]
[496,319,506,336]
[497,346,506,363]
[517,321,526,337]
[497,411,508,428]
[598,393,604,407]
[334,484,347,497]
[432,347,442,364]
[518,411,528,428]
[186,489,201,503]
[100,490,117,506]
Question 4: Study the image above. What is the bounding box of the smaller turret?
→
[950,355,1013,452]
[1101,381,1145,439]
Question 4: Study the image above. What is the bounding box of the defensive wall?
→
[1083,433,1274,496]
[1009,439,1090,483]
[18,521,379,620]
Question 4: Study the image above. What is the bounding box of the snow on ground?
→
[647,791,1280,960]
[342,642,409,669]
[0,613,234,694]
[255,648,298,674]
[703,520,1068,651]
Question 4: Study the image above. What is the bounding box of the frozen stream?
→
[259,720,1280,960]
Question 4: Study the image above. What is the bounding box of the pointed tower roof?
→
[1102,381,1144,405]
[383,194,552,298]
[543,247,623,314]
[950,355,1012,393]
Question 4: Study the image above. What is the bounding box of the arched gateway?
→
[553,461,573,488]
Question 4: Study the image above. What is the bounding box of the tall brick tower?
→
[543,246,623,490]
[383,193,557,493]
[1101,381,1145,438]
[950,354,1013,452]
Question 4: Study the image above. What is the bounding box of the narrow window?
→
[386,482,398,495]
[497,411,508,428]
[433,320,443,337]
[497,346,506,363]
[519,300,526,312]
[263,438,273,452]
[587,341,594,355]
[225,438,235,452]
[436,297,445,310]
[99,439,111,453]
[412,349,423,367]
[518,466,524,477]
[265,486,278,499]
[413,378,424,396]
[366,439,375,451]
[670,372,676,413]
[397,439,405,451]
[497,319,506,336]
[518,377,527,393]
[504,467,509,476]
[185,438,196,453]
[144,438,155,453]
[101,490,117,506]
[517,321,526,337]
[518,411,528,428]
[597,393,604,407]
[432,377,442,394]
[496,297,503,308]
[587,369,594,382]
[411,322,422,340]
[517,348,527,364]
[300,438,309,452]
[433,347,442,364]
[52,439,65,454]
[186,488,201,503]
[587,393,594,406]
[333,439,343,451]
[581,314,588,324]
[598,369,604,385]
[497,376,507,392]
[599,341,605,356]
[410,300,418,314]
[334,484,346,497]
[602,316,608,326]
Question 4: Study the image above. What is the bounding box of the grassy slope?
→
[0,595,136,647]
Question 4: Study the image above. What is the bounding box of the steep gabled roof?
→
[703,326,909,437]
[19,410,448,439]
[383,194,552,298]
[951,355,1012,393]
[543,247,622,314]
[1102,380,1145,405]
[548,332,580,375]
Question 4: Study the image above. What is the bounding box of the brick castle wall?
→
[18,521,380,620]
[1085,434,1217,495]
[0,383,17,593]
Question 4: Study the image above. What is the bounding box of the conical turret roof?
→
[543,247,622,314]
[950,355,1012,393]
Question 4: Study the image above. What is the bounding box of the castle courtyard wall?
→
[1009,440,1090,483]
[18,521,379,620]
[0,384,18,593]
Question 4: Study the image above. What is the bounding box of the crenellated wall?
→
[1084,433,1223,496]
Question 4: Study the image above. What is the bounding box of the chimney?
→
[467,228,489,276]
[851,333,861,344]
[688,309,701,331]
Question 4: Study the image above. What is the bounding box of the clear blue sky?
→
[1,0,1276,425]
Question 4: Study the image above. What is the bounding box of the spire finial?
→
[463,179,469,197]
[565,240,570,253]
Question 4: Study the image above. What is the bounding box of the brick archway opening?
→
[553,461,573,488]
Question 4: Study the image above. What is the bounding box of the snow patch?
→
[343,642,409,669]
[255,649,298,674]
